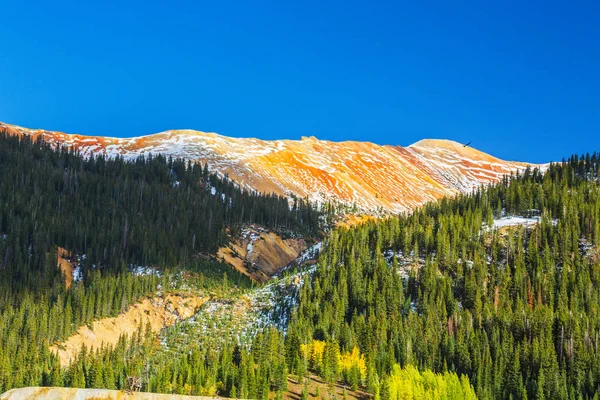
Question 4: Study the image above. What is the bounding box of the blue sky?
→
[1,0,598,163]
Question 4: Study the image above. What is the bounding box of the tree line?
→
[0,132,319,303]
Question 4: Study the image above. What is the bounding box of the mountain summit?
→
[1,121,541,213]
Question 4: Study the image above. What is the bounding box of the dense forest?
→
[43,324,476,400]
[287,153,600,399]
[2,130,600,400]
[0,132,317,393]
[0,132,319,299]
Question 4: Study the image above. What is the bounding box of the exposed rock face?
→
[217,225,306,282]
[1,121,542,214]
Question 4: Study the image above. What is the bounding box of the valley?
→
[3,1,597,398]
[1,127,599,400]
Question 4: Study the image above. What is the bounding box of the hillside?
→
[0,133,311,396]
[50,294,207,367]
[289,155,600,399]
[0,131,319,292]
[0,121,541,214]
[7,120,595,400]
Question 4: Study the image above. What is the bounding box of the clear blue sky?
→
[1,0,598,163]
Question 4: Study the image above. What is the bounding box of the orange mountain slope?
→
[0,121,543,213]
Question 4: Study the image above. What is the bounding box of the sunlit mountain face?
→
[1,121,541,214]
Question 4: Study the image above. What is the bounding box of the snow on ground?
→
[72,266,83,283]
[240,227,262,255]
[580,238,599,261]
[487,215,558,230]
[66,254,87,284]
[491,216,541,229]
[297,241,323,262]
[59,252,163,286]
[156,266,316,356]
[129,265,161,277]
[274,241,322,277]
[383,249,424,280]
[580,238,594,256]
[7,121,548,216]
[244,265,316,333]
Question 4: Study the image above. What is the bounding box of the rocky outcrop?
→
[217,225,306,282]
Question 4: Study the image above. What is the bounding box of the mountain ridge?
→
[0,121,543,214]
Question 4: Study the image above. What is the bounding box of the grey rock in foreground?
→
[1,387,225,400]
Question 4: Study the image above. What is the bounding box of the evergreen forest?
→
[2,131,600,399]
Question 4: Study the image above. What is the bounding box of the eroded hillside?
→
[216,225,307,282]
[50,294,207,367]
[1,121,542,214]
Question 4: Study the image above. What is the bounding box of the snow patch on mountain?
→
[2,121,546,215]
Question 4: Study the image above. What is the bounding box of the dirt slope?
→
[50,294,207,367]
[57,248,74,289]
[217,226,306,282]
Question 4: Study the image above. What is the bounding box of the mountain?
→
[290,155,600,399]
[3,117,598,399]
[0,121,541,213]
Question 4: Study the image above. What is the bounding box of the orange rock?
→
[1,121,543,214]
